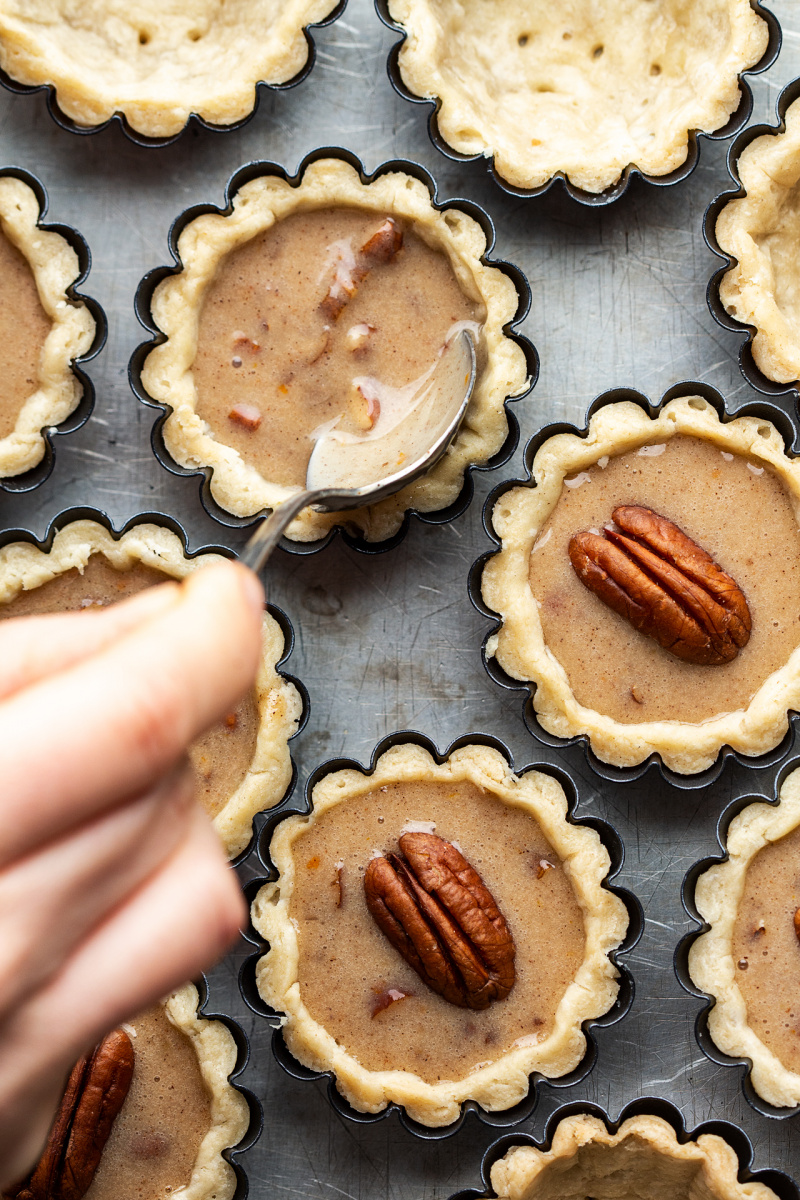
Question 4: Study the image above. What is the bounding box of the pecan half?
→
[10,1029,134,1200]
[568,505,751,666]
[364,832,515,1010]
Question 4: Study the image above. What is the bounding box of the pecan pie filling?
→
[529,436,800,724]
[191,207,484,489]
[0,555,259,822]
[290,779,585,1084]
[0,226,51,440]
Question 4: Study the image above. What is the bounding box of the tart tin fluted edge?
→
[238,729,642,1141]
[470,380,800,791]
[446,1096,799,1200]
[129,145,537,556]
[705,75,800,405]
[0,167,106,495]
[675,745,800,1121]
[0,1,348,150]
[375,0,781,208]
[0,505,309,867]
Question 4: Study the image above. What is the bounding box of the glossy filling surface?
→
[192,207,483,488]
[83,1004,210,1200]
[0,226,51,439]
[732,823,800,1074]
[0,554,259,819]
[290,780,586,1084]
[528,435,800,724]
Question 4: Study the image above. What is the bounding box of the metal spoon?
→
[239,328,477,573]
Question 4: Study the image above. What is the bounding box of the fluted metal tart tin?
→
[470,380,800,791]
[129,146,537,556]
[375,0,781,207]
[238,729,642,1140]
[0,1,348,150]
[447,1097,799,1200]
[0,505,309,866]
[705,75,800,404]
[0,167,105,496]
[676,749,800,1121]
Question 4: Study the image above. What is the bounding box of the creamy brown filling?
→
[528,435,800,724]
[192,207,484,488]
[0,554,259,821]
[83,1004,211,1200]
[732,823,800,1074]
[290,779,586,1084]
[0,226,51,440]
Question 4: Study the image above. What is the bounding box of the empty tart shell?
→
[251,740,628,1128]
[0,518,303,859]
[137,155,530,543]
[383,0,770,196]
[0,0,343,140]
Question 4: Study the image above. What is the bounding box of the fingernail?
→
[236,564,265,615]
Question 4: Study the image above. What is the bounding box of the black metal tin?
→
[238,729,642,1140]
[375,1,781,208]
[676,750,800,1120]
[0,505,309,866]
[129,146,537,555]
[705,75,800,405]
[447,1097,799,1200]
[470,380,800,790]
[0,168,105,496]
[0,2,348,149]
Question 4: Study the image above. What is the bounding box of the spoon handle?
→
[239,490,317,574]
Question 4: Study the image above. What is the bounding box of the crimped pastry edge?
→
[140,156,529,542]
[482,396,800,775]
[0,519,301,858]
[251,741,628,1128]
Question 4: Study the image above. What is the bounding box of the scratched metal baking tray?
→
[3,0,800,1195]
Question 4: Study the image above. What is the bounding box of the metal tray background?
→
[2,2,800,1194]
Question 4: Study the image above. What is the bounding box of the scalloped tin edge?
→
[675,745,800,1121]
[375,0,781,208]
[128,145,537,556]
[446,1095,800,1200]
[0,166,106,495]
[470,379,800,791]
[705,74,800,404]
[0,0,348,149]
[0,504,308,866]
[237,728,642,1141]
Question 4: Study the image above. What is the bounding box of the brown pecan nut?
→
[568,504,752,666]
[10,1029,134,1200]
[319,216,404,321]
[363,832,515,1010]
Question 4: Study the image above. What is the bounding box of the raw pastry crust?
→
[0,519,302,858]
[482,396,800,776]
[688,767,800,1109]
[487,1112,779,1200]
[387,0,769,195]
[717,97,800,386]
[252,742,628,1127]
[140,157,529,543]
[0,176,94,478]
[0,1,340,139]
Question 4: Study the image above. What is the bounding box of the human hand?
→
[0,560,263,1187]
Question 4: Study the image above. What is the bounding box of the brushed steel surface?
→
[1,1,800,1193]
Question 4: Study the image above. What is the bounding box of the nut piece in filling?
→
[0,226,51,442]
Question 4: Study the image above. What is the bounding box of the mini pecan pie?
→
[0,0,340,139]
[0,519,301,858]
[8,983,249,1200]
[252,742,628,1127]
[716,96,800,387]
[483,396,800,775]
[139,156,529,543]
[386,0,768,195]
[689,766,800,1109]
[0,175,95,479]
[484,1112,780,1200]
